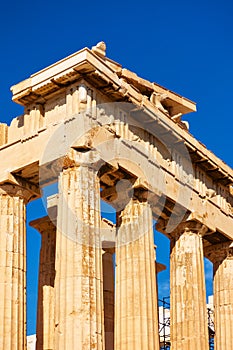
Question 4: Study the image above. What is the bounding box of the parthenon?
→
[0,41,232,350]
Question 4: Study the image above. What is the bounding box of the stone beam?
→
[0,119,232,238]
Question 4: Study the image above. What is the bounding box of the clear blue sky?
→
[0,0,232,335]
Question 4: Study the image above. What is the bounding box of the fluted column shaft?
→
[30,217,56,350]
[103,249,114,350]
[0,184,31,350]
[170,221,209,350]
[115,198,160,350]
[54,164,104,349]
[206,242,233,350]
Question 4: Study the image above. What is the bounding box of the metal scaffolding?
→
[208,307,215,350]
[158,297,215,350]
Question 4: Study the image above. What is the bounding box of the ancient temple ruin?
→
[0,41,232,350]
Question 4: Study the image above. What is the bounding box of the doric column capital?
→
[205,241,233,264]
[170,220,208,239]
[156,261,166,273]
[46,148,103,173]
[63,149,104,171]
[40,148,104,186]
[30,216,56,235]
[156,218,209,239]
[100,179,157,213]
[0,183,35,203]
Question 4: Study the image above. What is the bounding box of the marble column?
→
[30,216,56,350]
[0,184,32,350]
[170,221,209,350]
[102,249,114,350]
[205,241,233,350]
[54,164,105,349]
[115,198,160,350]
